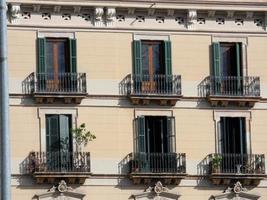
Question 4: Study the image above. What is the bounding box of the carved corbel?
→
[94,7,104,26]
[9,4,20,24]
[227,11,235,18]
[187,9,197,30]
[148,8,155,16]
[246,11,254,19]
[53,5,61,13]
[208,10,216,18]
[167,9,174,17]
[128,8,135,15]
[106,7,116,26]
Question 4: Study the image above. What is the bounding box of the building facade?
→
[7,0,267,199]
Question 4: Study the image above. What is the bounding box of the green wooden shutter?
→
[239,117,247,155]
[37,38,46,91]
[164,41,172,76]
[69,38,77,73]
[46,115,60,153]
[37,38,46,73]
[167,117,176,153]
[137,116,146,153]
[212,42,221,94]
[164,41,173,93]
[133,40,142,77]
[236,43,242,94]
[212,42,221,77]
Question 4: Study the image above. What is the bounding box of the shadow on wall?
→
[22,72,35,94]
[119,74,131,96]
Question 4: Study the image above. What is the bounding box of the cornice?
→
[6,0,267,32]
[6,0,267,11]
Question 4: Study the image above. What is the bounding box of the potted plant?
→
[255,156,264,174]
[212,154,222,174]
[71,123,96,151]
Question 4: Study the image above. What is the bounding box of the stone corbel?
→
[106,7,116,26]
[94,7,104,27]
[53,5,61,13]
[208,10,216,18]
[187,9,197,30]
[246,11,254,19]
[227,11,235,18]
[9,4,20,24]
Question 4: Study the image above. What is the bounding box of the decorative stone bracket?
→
[187,9,197,30]
[94,7,116,27]
[8,3,20,24]
[210,181,260,200]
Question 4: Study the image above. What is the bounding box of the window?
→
[212,42,243,95]
[220,117,247,155]
[133,116,176,172]
[213,42,242,77]
[46,114,72,170]
[37,38,77,92]
[132,40,172,93]
[219,117,247,173]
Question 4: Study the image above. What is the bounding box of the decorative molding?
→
[53,5,61,14]
[167,9,174,17]
[148,8,155,16]
[208,10,216,18]
[73,6,81,14]
[227,10,235,18]
[128,8,135,15]
[7,3,267,32]
[246,11,254,19]
[187,9,197,30]
[9,4,20,24]
[211,181,260,200]
[33,180,85,200]
[94,7,104,27]
[131,181,180,200]
[106,7,116,26]
[33,4,40,12]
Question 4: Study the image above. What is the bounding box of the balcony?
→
[200,76,261,106]
[207,153,266,186]
[24,72,87,103]
[124,74,182,106]
[25,151,91,184]
[129,152,186,184]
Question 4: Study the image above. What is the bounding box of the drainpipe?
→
[0,0,11,199]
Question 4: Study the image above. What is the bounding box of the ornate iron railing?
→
[130,152,186,173]
[126,74,182,96]
[208,153,265,174]
[24,72,87,94]
[26,151,90,173]
[200,76,260,97]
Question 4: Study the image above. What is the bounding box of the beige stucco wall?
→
[247,36,267,97]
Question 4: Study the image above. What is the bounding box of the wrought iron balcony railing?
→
[24,72,87,94]
[125,74,182,96]
[26,151,90,173]
[200,76,260,97]
[130,152,186,174]
[208,153,265,174]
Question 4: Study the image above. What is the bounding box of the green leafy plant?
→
[212,154,222,170]
[71,123,96,147]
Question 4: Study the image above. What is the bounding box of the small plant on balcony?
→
[71,123,96,151]
[255,156,264,174]
[212,154,222,174]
